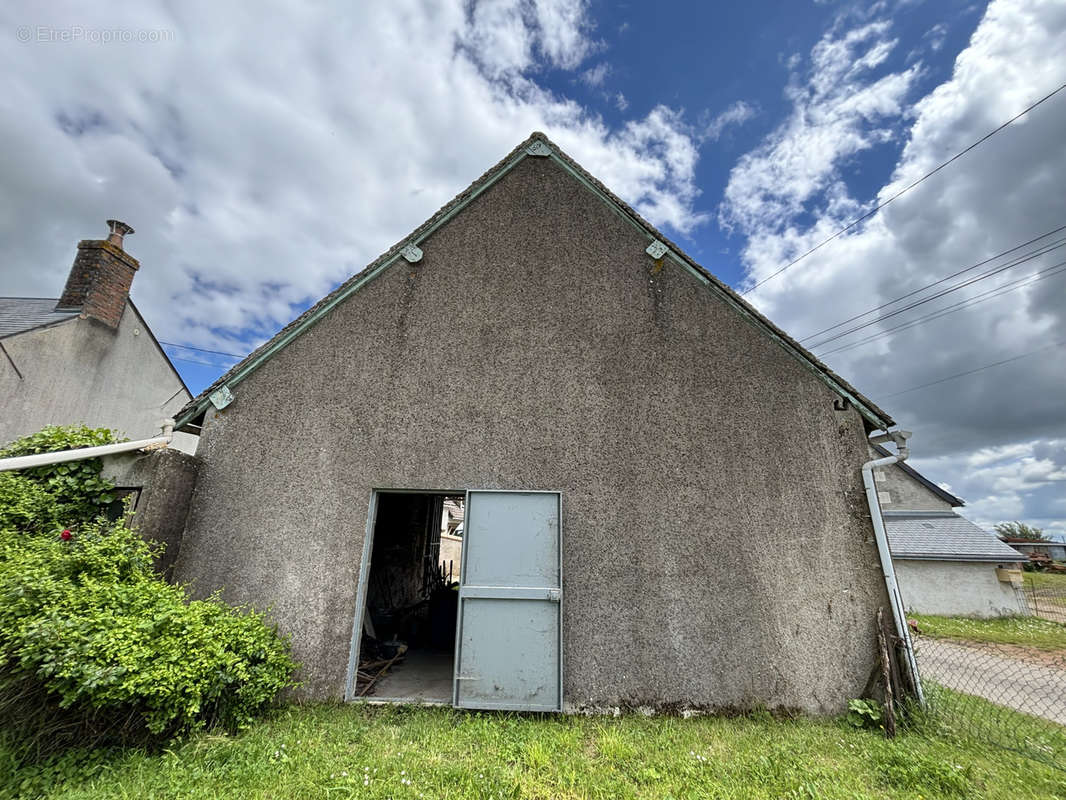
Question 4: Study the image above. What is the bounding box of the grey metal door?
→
[453,490,562,711]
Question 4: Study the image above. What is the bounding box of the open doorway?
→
[351,491,464,703]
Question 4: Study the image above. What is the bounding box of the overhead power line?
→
[741,80,1066,295]
[798,225,1066,343]
[816,260,1066,356]
[168,354,236,368]
[160,340,245,359]
[804,238,1066,350]
[882,340,1066,399]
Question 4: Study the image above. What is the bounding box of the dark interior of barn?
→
[354,492,463,703]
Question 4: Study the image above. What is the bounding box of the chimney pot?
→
[106,219,135,249]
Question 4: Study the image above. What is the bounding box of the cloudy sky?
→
[2,0,1064,537]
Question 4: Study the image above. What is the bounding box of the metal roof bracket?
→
[645,240,669,259]
[209,385,234,410]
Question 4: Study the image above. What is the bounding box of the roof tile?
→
[885,511,1024,562]
[0,298,78,339]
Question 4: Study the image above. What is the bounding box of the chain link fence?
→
[912,625,1066,769]
[1023,573,1066,624]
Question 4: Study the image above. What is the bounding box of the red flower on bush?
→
[60,529,72,541]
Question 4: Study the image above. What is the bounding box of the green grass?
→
[1025,571,1066,591]
[921,681,1065,769]
[911,613,1066,651]
[3,702,1064,800]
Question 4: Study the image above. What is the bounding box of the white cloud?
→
[924,22,949,51]
[703,100,757,141]
[529,0,597,69]
[966,442,1039,468]
[581,62,610,87]
[0,0,706,359]
[721,0,1066,533]
[916,439,1066,539]
[720,20,919,237]
[460,0,596,77]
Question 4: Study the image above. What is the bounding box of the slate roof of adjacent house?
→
[176,131,896,431]
[0,297,78,339]
[884,511,1024,562]
[872,443,965,506]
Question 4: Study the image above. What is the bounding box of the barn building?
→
[169,133,906,713]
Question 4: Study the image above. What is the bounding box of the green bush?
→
[0,519,296,757]
[0,474,59,535]
[845,698,882,730]
[0,426,297,764]
[0,425,121,525]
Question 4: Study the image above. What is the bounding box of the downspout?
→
[0,419,174,473]
[863,429,925,706]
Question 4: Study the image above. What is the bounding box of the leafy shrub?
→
[0,519,296,758]
[0,474,59,535]
[0,426,297,765]
[0,425,121,526]
[846,698,883,730]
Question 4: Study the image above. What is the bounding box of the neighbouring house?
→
[438,498,463,583]
[441,497,464,536]
[167,132,906,713]
[872,445,1026,617]
[0,221,196,453]
[1003,540,1066,562]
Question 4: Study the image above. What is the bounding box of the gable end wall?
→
[870,446,955,511]
[0,304,193,449]
[175,157,889,712]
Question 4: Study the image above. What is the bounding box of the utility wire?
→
[741,81,1066,295]
[804,238,1066,349]
[168,355,237,368]
[798,224,1066,343]
[816,261,1066,356]
[882,340,1066,399]
[160,340,245,359]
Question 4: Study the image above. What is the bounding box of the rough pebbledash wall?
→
[175,155,890,712]
[102,448,200,578]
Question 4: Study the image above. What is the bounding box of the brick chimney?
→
[56,220,139,329]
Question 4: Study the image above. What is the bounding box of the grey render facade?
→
[874,446,1026,617]
[1,224,194,452]
[172,133,900,713]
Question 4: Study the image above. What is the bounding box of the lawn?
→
[1023,571,1066,591]
[1025,571,1066,607]
[3,702,1064,800]
[910,613,1066,651]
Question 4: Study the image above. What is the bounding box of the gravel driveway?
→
[917,639,1066,725]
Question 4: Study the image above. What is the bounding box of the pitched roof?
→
[0,295,192,400]
[885,511,1024,562]
[873,443,965,506]
[0,297,78,339]
[176,132,896,430]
